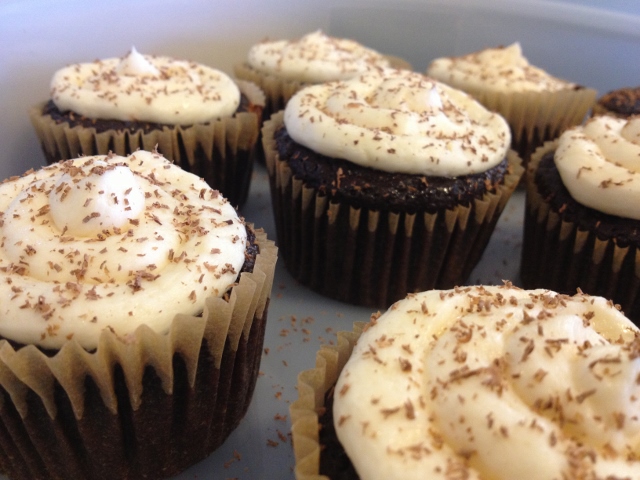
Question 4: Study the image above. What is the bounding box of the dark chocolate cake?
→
[274,126,510,213]
[40,93,260,135]
[595,86,640,118]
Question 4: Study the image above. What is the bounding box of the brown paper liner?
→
[263,111,524,308]
[521,142,640,323]
[234,55,412,121]
[29,81,265,209]
[0,229,277,480]
[290,322,364,480]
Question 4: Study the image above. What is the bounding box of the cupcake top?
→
[50,47,241,125]
[246,30,391,83]
[554,115,640,220]
[427,42,577,93]
[334,284,640,480]
[596,86,640,118]
[283,68,511,176]
[0,150,246,350]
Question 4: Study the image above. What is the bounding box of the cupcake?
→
[262,68,523,308]
[234,30,411,121]
[521,114,640,323]
[291,284,640,479]
[427,43,596,164]
[29,47,265,208]
[593,86,640,118]
[0,150,277,479]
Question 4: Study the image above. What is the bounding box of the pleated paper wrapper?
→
[426,78,596,165]
[29,80,265,209]
[290,322,365,480]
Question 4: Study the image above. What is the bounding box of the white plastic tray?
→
[0,1,639,478]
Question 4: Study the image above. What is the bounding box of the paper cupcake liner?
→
[263,112,524,308]
[521,142,640,323]
[234,55,412,121]
[446,85,596,164]
[29,81,265,209]
[290,322,364,480]
[0,229,277,480]
[591,103,613,117]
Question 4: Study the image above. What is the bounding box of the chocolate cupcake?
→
[234,30,411,122]
[291,284,640,479]
[593,86,640,118]
[521,115,640,323]
[0,150,277,479]
[29,48,265,208]
[427,43,596,165]
[263,68,523,308]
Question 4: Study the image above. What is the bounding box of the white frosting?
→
[50,48,241,125]
[427,43,576,93]
[48,161,146,237]
[246,30,391,83]
[0,151,246,349]
[554,115,640,220]
[334,285,640,480]
[115,46,161,77]
[283,68,511,176]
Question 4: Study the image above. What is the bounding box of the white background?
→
[0,1,639,479]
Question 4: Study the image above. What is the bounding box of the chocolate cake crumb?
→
[274,125,509,213]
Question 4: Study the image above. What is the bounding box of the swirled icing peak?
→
[555,115,640,220]
[246,30,391,83]
[0,151,246,349]
[115,46,161,77]
[50,48,240,125]
[283,68,511,176]
[427,42,577,93]
[48,161,145,237]
[334,284,640,480]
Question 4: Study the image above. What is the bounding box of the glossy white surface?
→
[0,1,639,479]
[50,49,242,124]
[283,70,511,175]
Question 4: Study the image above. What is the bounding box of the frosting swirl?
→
[246,30,391,83]
[50,47,241,125]
[427,43,576,93]
[554,115,640,220]
[283,68,511,176]
[0,151,246,349]
[334,285,640,480]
